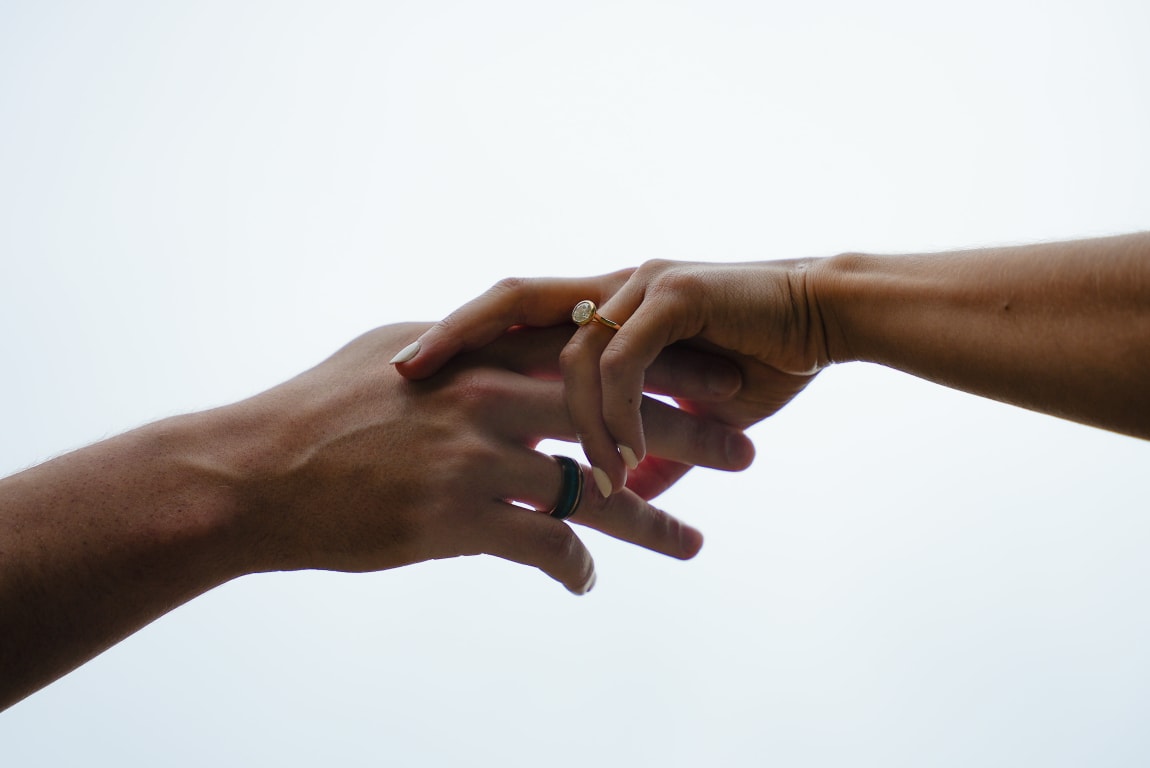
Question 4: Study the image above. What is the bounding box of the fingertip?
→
[591,466,615,498]
[619,444,640,470]
[678,524,705,559]
[726,432,756,471]
[392,332,459,380]
[567,567,598,596]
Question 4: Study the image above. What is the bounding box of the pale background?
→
[1,1,1148,766]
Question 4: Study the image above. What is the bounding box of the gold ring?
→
[571,299,622,331]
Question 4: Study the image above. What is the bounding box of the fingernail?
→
[592,466,613,498]
[389,340,421,365]
[569,570,597,596]
[619,445,639,470]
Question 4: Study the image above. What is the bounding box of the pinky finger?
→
[470,503,599,595]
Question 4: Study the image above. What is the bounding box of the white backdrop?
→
[2,2,1148,766]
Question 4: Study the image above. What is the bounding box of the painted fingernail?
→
[619,445,640,470]
[592,466,613,498]
[389,340,421,364]
[569,569,597,596]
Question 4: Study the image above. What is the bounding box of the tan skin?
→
[0,322,756,711]
[7,233,1145,711]
[398,232,1150,494]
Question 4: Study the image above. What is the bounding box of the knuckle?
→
[435,436,498,489]
[638,259,699,299]
[540,522,581,565]
[599,345,632,388]
[490,275,530,297]
[647,267,706,301]
[451,369,490,394]
[634,258,674,279]
[446,370,502,409]
[630,506,666,546]
[559,334,596,371]
[490,276,538,323]
[681,413,708,449]
[435,309,464,335]
[689,420,726,467]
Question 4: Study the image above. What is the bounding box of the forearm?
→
[0,410,255,710]
[814,231,1150,438]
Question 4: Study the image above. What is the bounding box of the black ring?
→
[549,455,584,520]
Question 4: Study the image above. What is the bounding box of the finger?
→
[393,272,633,380]
[494,449,583,514]
[458,325,574,379]
[561,318,634,497]
[677,363,818,429]
[570,481,704,561]
[640,397,756,471]
[579,280,666,467]
[467,502,598,595]
[465,327,744,406]
[494,450,703,561]
[448,371,753,472]
[598,287,708,467]
[643,342,742,402]
[624,456,693,501]
[428,369,574,445]
[557,275,660,494]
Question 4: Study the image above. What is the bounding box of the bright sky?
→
[2,2,1148,766]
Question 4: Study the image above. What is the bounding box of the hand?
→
[395,259,829,494]
[226,322,756,594]
[0,320,757,709]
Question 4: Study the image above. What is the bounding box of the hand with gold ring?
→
[394,234,1150,499]
[393,263,818,498]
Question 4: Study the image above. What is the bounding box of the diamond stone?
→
[572,300,595,325]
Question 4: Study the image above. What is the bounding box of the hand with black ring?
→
[0,321,754,710]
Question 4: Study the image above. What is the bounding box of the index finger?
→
[392,270,635,380]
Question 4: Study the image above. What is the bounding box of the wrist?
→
[153,402,295,578]
[808,250,908,366]
[804,252,868,366]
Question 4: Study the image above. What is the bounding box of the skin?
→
[0,322,755,711]
[398,231,1150,492]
